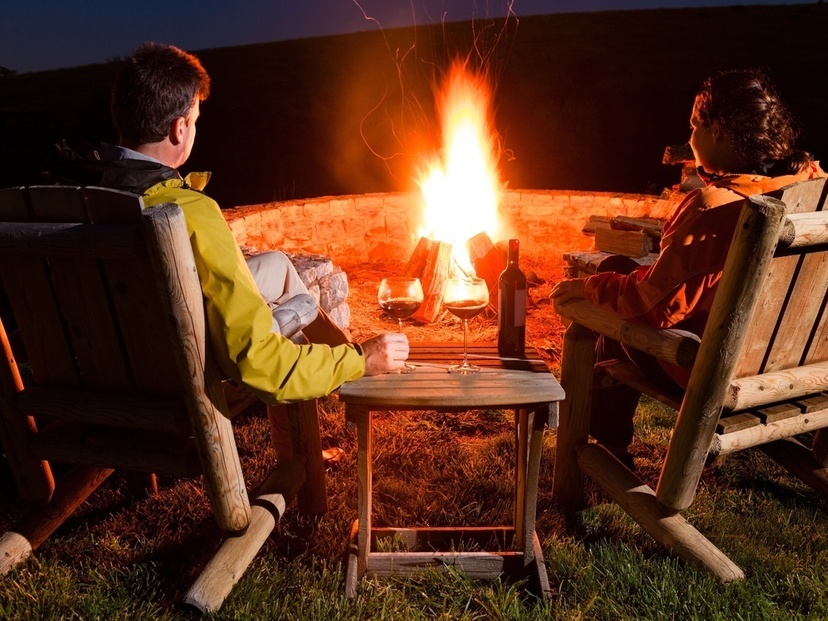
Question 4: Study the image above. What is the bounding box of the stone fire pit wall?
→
[223,189,683,264]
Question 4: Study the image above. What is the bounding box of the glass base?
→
[395,362,417,374]
[448,362,480,374]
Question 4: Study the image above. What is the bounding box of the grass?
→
[2,390,828,620]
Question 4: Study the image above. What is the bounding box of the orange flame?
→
[416,61,503,274]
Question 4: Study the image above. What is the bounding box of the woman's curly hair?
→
[694,69,812,175]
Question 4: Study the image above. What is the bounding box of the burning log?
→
[466,231,505,312]
[403,237,452,323]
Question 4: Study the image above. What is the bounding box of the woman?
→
[550,68,825,468]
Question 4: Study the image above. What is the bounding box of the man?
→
[52,42,409,408]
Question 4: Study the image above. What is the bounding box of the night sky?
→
[0,0,813,74]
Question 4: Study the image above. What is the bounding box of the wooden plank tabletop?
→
[339,343,564,409]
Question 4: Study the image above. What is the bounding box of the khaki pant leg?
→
[246,251,308,305]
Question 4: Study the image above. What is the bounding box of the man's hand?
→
[360,333,410,375]
[549,278,587,305]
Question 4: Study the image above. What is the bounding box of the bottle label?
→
[514,290,526,327]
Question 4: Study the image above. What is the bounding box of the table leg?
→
[514,408,528,548]
[523,408,545,561]
[344,520,359,599]
[354,406,372,579]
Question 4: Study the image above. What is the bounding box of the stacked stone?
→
[238,246,351,333]
[285,253,351,332]
[225,190,683,266]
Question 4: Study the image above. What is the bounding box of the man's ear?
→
[169,116,187,146]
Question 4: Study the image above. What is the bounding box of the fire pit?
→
[223,186,679,364]
[222,62,683,353]
[224,187,677,270]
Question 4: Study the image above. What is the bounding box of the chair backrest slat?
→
[733,179,828,376]
[0,187,184,393]
[1,255,80,387]
[26,185,89,222]
[803,291,828,365]
[734,179,828,377]
[100,259,183,393]
[0,187,30,221]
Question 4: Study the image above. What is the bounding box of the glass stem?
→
[462,319,469,365]
[398,319,404,333]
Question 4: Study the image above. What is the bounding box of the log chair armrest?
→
[553,298,700,368]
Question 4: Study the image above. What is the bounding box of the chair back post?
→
[140,204,250,532]
[0,315,55,504]
[657,194,787,513]
[0,187,57,503]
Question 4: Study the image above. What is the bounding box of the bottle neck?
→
[507,239,520,266]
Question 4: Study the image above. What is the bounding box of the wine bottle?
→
[497,238,527,357]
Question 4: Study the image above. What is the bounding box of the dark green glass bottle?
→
[497,238,526,357]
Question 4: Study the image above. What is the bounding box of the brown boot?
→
[301,308,350,346]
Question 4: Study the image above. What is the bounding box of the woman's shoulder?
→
[713,166,826,199]
[675,183,742,215]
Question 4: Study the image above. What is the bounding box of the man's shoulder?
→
[143,179,224,228]
[50,155,179,195]
[144,177,212,199]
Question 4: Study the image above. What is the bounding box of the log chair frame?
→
[552,177,828,581]
[0,185,324,613]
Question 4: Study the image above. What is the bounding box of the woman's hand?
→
[549,278,587,305]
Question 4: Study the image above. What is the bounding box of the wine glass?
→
[442,276,489,374]
[377,277,424,373]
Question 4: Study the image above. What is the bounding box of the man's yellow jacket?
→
[141,176,365,405]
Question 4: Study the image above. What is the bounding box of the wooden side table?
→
[339,343,564,599]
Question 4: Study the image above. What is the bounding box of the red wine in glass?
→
[443,277,489,374]
[443,299,488,320]
[377,277,424,373]
[379,297,422,319]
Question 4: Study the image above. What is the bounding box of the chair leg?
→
[269,401,327,517]
[183,457,306,614]
[761,437,828,498]
[126,472,158,499]
[0,465,113,574]
[267,404,294,459]
[553,323,596,512]
[811,429,828,467]
[579,443,744,583]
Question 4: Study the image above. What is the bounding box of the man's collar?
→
[100,143,164,165]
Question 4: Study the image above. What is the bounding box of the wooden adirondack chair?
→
[552,177,828,581]
[0,185,321,612]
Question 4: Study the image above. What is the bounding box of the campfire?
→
[403,61,508,323]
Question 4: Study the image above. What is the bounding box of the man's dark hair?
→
[111,42,210,146]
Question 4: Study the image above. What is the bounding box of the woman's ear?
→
[710,120,723,142]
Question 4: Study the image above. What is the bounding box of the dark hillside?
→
[1,4,827,208]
